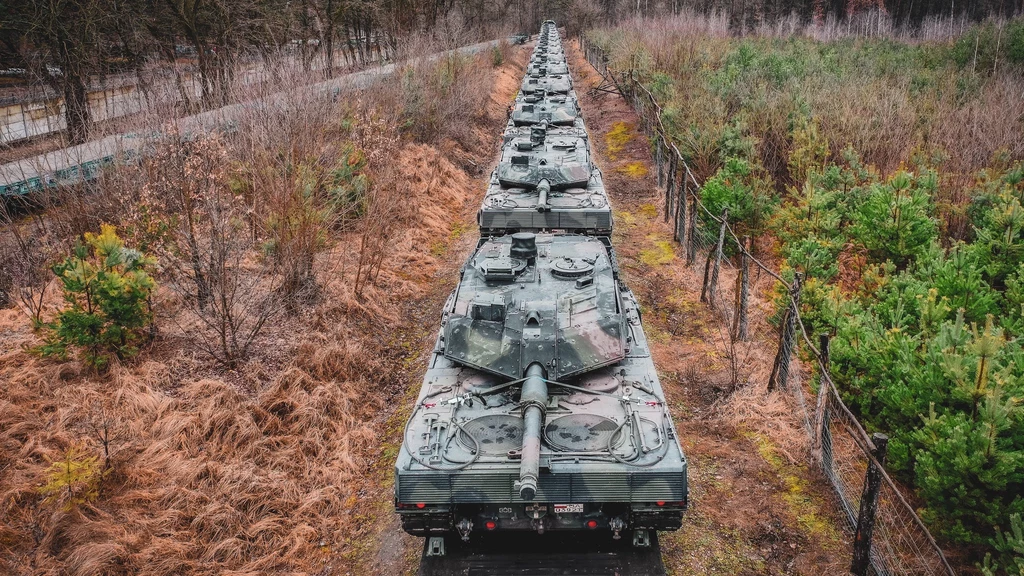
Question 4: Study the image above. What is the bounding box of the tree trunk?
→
[62,74,91,145]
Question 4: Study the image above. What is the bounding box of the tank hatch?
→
[442,233,626,380]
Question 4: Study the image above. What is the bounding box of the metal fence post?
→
[686,186,698,267]
[656,137,665,189]
[668,157,679,239]
[852,433,889,576]
[701,209,728,308]
[768,273,803,392]
[814,334,831,461]
[733,236,750,341]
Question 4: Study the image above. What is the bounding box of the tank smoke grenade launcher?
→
[394,21,688,548]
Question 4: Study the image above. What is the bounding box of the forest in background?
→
[1,0,1022,145]
[588,11,1024,574]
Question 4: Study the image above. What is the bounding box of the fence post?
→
[701,209,728,308]
[656,137,665,189]
[668,157,679,240]
[678,170,688,245]
[851,433,889,576]
[686,185,698,266]
[813,334,831,461]
[733,236,750,341]
[768,273,803,392]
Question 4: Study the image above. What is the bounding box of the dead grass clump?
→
[0,358,382,574]
[721,381,812,465]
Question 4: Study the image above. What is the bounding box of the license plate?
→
[553,504,583,513]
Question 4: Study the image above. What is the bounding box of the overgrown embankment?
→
[0,41,527,576]
[588,15,1024,571]
[569,40,849,576]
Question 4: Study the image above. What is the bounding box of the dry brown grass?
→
[0,316,380,574]
[0,39,531,576]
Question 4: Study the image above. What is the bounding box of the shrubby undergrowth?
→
[591,15,1024,568]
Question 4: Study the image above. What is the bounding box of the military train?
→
[394,21,688,553]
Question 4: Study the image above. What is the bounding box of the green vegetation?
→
[38,224,157,370]
[38,444,105,511]
[981,514,1024,576]
[590,17,1024,566]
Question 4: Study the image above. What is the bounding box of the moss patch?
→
[639,236,677,266]
[605,121,635,160]
[614,209,637,228]
[639,203,658,219]
[616,161,649,178]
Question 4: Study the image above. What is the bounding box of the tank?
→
[511,91,581,127]
[479,122,610,236]
[527,59,569,76]
[521,72,572,95]
[394,233,688,540]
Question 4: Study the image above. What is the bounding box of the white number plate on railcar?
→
[553,504,583,513]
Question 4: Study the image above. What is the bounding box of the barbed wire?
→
[579,36,957,576]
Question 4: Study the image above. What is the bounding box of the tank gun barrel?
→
[537,179,550,213]
[518,363,548,500]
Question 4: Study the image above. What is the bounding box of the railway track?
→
[418,532,667,575]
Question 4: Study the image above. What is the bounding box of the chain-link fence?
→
[580,36,957,576]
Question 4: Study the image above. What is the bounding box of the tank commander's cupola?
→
[510,232,538,262]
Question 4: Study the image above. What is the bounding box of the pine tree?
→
[39,224,157,370]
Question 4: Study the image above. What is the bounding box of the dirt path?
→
[566,41,851,575]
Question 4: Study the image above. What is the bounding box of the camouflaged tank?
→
[511,91,580,126]
[527,58,569,76]
[521,71,571,95]
[478,121,610,236]
[395,232,688,541]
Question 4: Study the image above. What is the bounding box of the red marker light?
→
[656,501,665,506]
[485,521,497,530]
[586,520,598,529]
[416,503,426,509]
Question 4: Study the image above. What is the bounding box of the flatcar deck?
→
[418,532,667,576]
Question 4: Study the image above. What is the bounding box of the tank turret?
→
[493,122,590,189]
[442,233,626,380]
[511,91,580,126]
[521,73,572,94]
